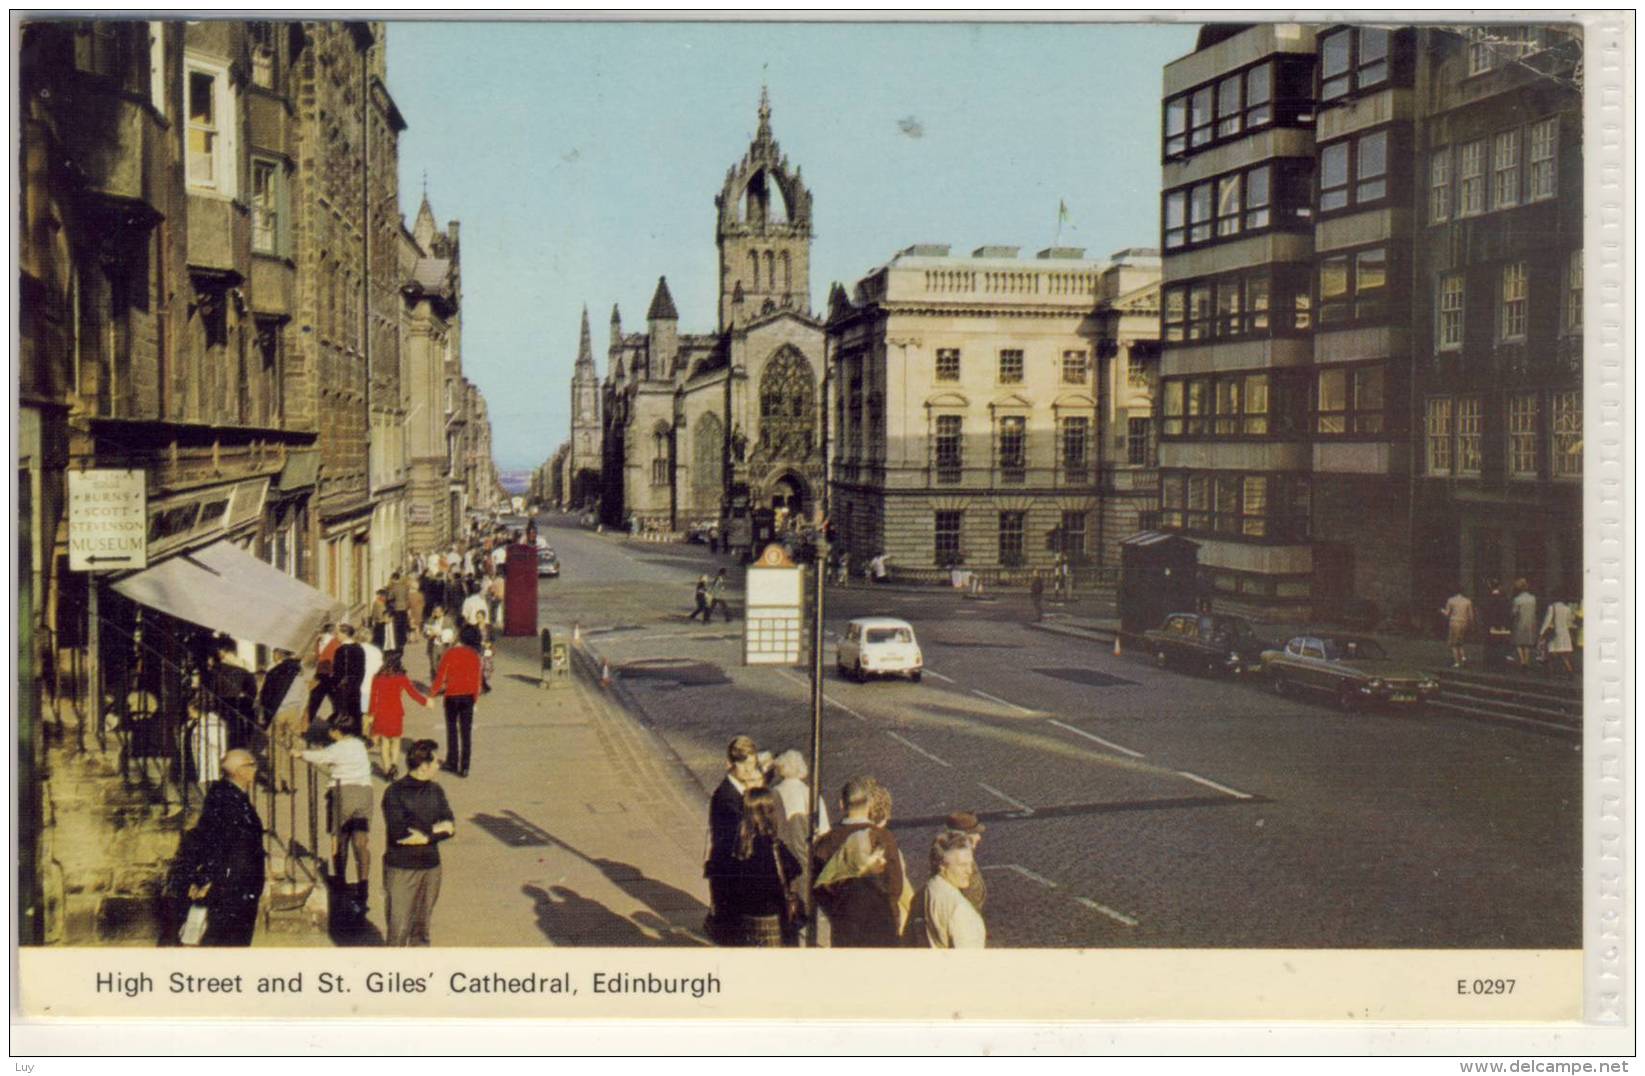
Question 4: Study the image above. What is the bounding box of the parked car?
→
[1260,634,1439,711]
[837,617,923,682]
[537,549,560,577]
[1142,612,1266,677]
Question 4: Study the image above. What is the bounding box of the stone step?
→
[1427,698,1580,736]
[1435,685,1581,724]
[1431,666,1583,707]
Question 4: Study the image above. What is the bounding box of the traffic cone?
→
[600,658,612,689]
[1113,635,1123,657]
[572,621,581,645]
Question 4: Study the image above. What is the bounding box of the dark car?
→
[1260,634,1439,712]
[1142,612,1265,677]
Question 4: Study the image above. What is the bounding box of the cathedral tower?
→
[715,87,813,332]
[570,305,601,475]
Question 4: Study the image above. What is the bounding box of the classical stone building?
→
[600,90,827,537]
[826,245,1160,580]
[400,193,463,550]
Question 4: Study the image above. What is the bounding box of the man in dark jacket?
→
[704,735,763,939]
[210,637,258,748]
[1481,578,1513,669]
[810,777,905,947]
[381,739,456,946]
[257,649,302,728]
[330,624,366,733]
[167,748,265,946]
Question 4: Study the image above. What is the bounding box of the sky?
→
[386,19,1200,472]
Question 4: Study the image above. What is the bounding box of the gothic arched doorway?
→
[767,472,809,529]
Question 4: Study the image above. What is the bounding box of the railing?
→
[880,564,1121,589]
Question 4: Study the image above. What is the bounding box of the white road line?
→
[978,782,1035,816]
[972,688,1036,715]
[1076,896,1140,927]
[1047,718,1146,759]
[923,669,956,683]
[983,863,1058,888]
[774,669,870,723]
[1175,769,1254,800]
[885,732,951,768]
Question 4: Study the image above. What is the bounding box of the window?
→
[1160,373,1270,438]
[1468,38,1496,76]
[1127,417,1152,465]
[1287,476,1312,540]
[1438,274,1465,349]
[1316,366,1384,435]
[1165,95,1188,157]
[1565,249,1583,332]
[1352,365,1384,433]
[1214,378,1242,435]
[1318,247,1387,325]
[1507,392,1539,477]
[1216,174,1241,236]
[998,415,1026,480]
[1243,373,1270,434]
[1186,380,1209,435]
[934,511,964,566]
[1500,262,1527,341]
[998,349,1023,384]
[1190,85,1213,148]
[1430,149,1452,222]
[1320,26,1390,101]
[998,512,1026,567]
[1317,368,1348,433]
[1246,275,1270,331]
[934,414,962,483]
[1163,190,1186,249]
[1164,61,1279,157]
[1242,476,1268,536]
[1492,129,1521,208]
[248,20,276,88]
[1551,390,1581,478]
[1426,397,1454,474]
[187,68,218,187]
[651,428,671,486]
[1186,473,1209,530]
[1188,283,1212,340]
[251,158,281,254]
[1161,474,1184,528]
[1457,397,1483,474]
[1216,278,1243,338]
[1061,350,1089,384]
[1458,140,1485,216]
[1163,288,1185,342]
[1189,182,1213,243]
[1244,165,1271,229]
[1245,62,1272,127]
[1163,381,1184,435]
[1059,511,1087,561]
[1529,118,1558,200]
[1061,416,1090,473]
[935,348,960,381]
[1126,350,1151,388]
[1216,74,1242,138]
[1320,130,1389,211]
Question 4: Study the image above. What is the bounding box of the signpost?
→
[744,543,803,665]
[67,469,147,572]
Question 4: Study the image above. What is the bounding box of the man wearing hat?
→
[945,811,987,913]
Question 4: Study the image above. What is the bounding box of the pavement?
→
[262,608,713,947]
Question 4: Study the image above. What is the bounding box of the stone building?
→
[826,245,1160,580]
[1158,21,1582,622]
[400,193,463,550]
[566,307,602,509]
[600,90,827,536]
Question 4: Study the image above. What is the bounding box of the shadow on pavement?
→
[326,878,386,947]
[470,811,554,847]
[523,883,686,946]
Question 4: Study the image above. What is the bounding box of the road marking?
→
[1075,895,1139,927]
[1047,718,1146,759]
[978,782,1035,816]
[774,669,870,723]
[923,669,956,683]
[1175,770,1253,800]
[983,863,1058,888]
[972,688,1035,715]
[885,732,951,768]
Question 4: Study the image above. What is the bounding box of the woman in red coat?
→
[366,651,430,779]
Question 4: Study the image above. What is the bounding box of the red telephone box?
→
[503,544,538,637]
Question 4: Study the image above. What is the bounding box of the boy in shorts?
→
[296,720,375,918]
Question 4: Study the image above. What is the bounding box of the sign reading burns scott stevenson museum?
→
[67,469,148,572]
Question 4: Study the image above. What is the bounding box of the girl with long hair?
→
[721,786,804,947]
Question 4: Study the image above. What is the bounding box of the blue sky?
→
[386,19,1199,471]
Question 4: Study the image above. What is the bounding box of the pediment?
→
[924,392,969,409]
[990,393,1033,410]
[1052,392,1097,409]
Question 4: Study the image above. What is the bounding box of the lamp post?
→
[805,332,833,944]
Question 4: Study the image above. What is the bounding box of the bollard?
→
[540,628,554,688]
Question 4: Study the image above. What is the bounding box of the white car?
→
[837,617,923,682]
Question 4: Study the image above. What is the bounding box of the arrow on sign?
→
[86,555,135,563]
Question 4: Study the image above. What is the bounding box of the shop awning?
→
[112,539,341,653]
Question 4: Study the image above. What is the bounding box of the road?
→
[532,513,1582,949]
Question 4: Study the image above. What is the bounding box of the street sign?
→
[67,469,147,572]
[745,543,802,665]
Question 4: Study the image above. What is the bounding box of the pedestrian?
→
[164,749,264,946]
[260,650,309,794]
[367,651,433,779]
[330,624,367,732]
[209,636,258,748]
[704,735,765,943]
[389,571,412,643]
[461,583,488,628]
[424,604,453,678]
[358,632,384,734]
[917,831,986,948]
[869,552,889,584]
[1440,586,1476,668]
[811,777,905,947]
[1029,572,1045,622]
[771,749,829,855]
[1539,598,1576,678]
[381,739,456,946]
[709,568,733,622]
[1482,578,1512,668]
[430,623,484,778]
[487,571,506,629]
[308,623,340,725]
[717,787,805,947]
[689,575,711,622]
[296,720,374,920]
[257,647,302,732]
[1511,578,1539,670]
[407,577,426,636]
[943,811,988,913]
[371,589,393,651]
[865,781,914,934]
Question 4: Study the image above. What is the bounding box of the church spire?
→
[413,189,439,252]
[756,82,772,146]
[575,305,595,373]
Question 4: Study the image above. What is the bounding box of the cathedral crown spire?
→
[756,83,772,146]
[575,305,595,373]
